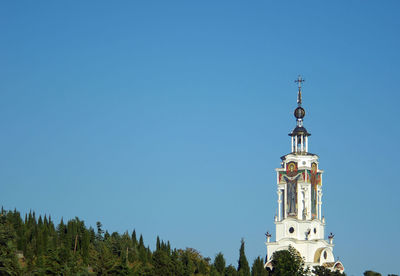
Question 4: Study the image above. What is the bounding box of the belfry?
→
[265,77,344,273]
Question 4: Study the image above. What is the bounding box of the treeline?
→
[1,208,394,276]
[0,208,265,275]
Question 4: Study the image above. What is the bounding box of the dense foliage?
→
[1,208,394,276]
[269,245,309,276]
[0,208,268,276]
[363,271,382,276]
[312,266,344,276]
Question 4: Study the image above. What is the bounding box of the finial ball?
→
[294,106,305,119]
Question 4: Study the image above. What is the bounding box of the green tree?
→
[171,249,185,276]
[138,234,149,264]
[226,264,238,276]
[180,248,198,276]
[108,260,131,276]
[313,266,344,276]
[270,246,308,276]
[214,252,226,275]
[81,230,90,264]
[251,256,268,276]
[131,229,137,247]
[0,208,276,276]
[198,260,209,275]
[96,221,104,242]
[132,261,154,276]
[92,242,115,275]
[153,248,173,276]
[0,212,21,275]
[40,248,65,275]
[210,266,220,276]
[364,271,381,276]
[237,239,250,276]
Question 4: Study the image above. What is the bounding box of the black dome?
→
[294,107,305,119]
[289,126,311,137]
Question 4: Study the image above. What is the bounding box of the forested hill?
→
[0,208,267,275]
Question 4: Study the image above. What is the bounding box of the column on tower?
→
[318,191,322,220]
[282,188,285,220]
[305,136,308,152]
[277,190,282,221]
[305,186,310,220]
[291,137,294,152]
[298,187,303,220]
[315,191,321,219]
[301,135,304,152]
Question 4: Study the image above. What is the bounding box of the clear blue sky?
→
[1,1,399,275]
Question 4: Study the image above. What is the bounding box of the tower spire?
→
[295,75,305,106]
[290,75,310,153]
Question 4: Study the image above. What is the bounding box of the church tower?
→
[265,77,344,273]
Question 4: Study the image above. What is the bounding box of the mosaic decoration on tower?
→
[277,161,322,218]
[283,162,301,217]
[310,162,318,218]
[278,168,321,185]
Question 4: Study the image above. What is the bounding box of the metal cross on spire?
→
[295,75,305,106]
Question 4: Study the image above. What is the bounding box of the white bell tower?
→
[265,76,344,273]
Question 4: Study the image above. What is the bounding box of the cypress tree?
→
[132,229,137,245]
[96,221,104,241]
[251,256,268,276]
[138,235,147,263]
[153,248,172,276]
[156,236,161,251]
[27,211,33,227]
[139,234,144,248]
[238,238,250,276]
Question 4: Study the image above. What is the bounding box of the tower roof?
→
[289,126,311,137]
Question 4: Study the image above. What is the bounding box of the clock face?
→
[289,227,294,234]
